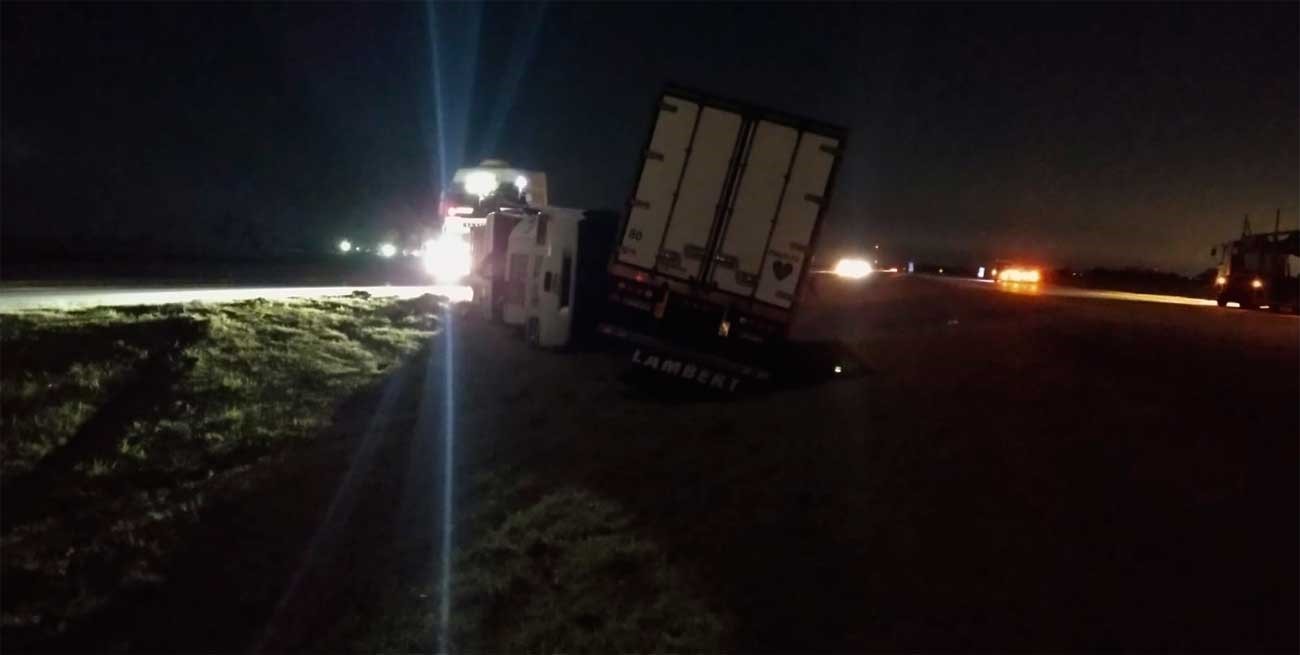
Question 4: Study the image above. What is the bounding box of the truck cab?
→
[1213,229,1300,312]
[436,161,547,316]
[502,207,618,347]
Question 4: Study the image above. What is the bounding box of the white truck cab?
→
[503,207,618,347]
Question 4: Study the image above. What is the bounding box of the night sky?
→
[3,2,1296,272]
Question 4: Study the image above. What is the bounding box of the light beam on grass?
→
[437,305,456,653]
[256,364,412,652]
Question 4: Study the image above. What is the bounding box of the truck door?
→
[616,96,700,271]
[708,120,800,296]
[654,107,743,281]
[752,133,840,308]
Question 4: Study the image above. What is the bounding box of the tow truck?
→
[426,160,547,314]
[1211,213,1299,313]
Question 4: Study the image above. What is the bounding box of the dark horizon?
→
[3,2,1296,273]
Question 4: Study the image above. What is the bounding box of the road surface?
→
[938,275,1220,306]
[469,273,1298,651]
[0,284,472,312]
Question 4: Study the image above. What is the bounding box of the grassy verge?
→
[0,295,440,646]
[355,471,729,653]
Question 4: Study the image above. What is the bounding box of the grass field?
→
[0,295,438,647]
[354,471,727,653]
[2,294,727,652]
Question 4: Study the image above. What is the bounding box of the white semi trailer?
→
[599,85,847,391]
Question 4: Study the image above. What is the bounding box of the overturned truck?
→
[599,86,847,391]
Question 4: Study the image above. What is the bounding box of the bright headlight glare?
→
[833,258,873,279]
[1251,278,1263,289]
[999,268,1041,283]
[1215,275,1227,286]
[515,175,528,191]
[464,171,498,198]
[423,234,473,283]
[378,243,397,258]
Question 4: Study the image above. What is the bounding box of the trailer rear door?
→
[708,120,800,296]
[654,107,743,280]
[616,97,700,271]
[752,133,840,308]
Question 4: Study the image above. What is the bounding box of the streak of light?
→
[429,284,474,303]
[1045,287,1218,307]
[438,306,456,654]
[256,363,416,650]
[0,286,452,312]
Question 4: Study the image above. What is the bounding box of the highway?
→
[462,273,1299,651]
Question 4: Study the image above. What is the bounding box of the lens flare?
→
[423,234,473,283]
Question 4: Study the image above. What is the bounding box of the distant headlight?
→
[378,243,397,258]
[1215,275,1227,286]
[338,239,353,253]
[1251,278,1263,289]
[833,258,873,279]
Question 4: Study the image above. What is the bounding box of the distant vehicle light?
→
[833,365,843,374]
[832,258,873,279]
[337,239,353,254]
[464,171,498,198]
[378,243,397,258]
[1215,275,1227,286]
[1251,278,1263,289]
[423,234,473,283]
[515,175,528,191]
[998,267,1041,283]
[977,266,986,279]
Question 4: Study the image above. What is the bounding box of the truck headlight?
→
[1215,275,1227,286]
[832,258,873,279]
[464,171,498,198]
[423,235,473,283]
[1251,278,1263,289]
